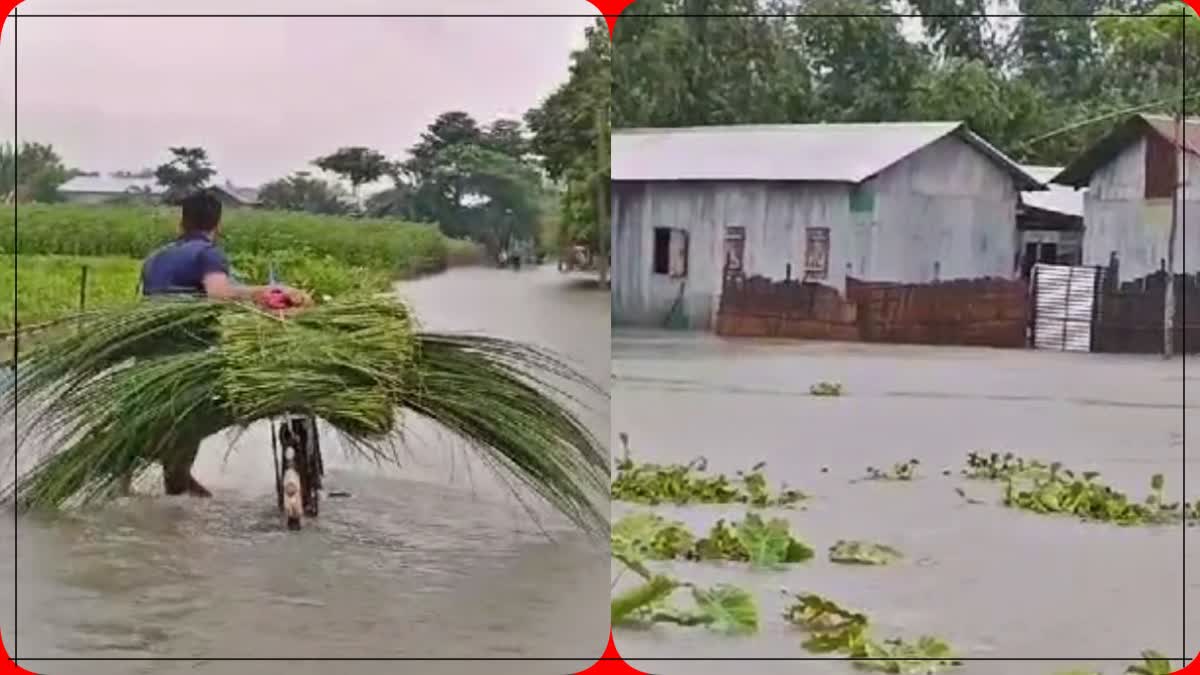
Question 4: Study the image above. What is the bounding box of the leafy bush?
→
[444,237,486,267]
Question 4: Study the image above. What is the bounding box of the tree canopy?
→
[610,1,1196,166]
[0,142,74,203]
[154,147,216,204]
[258,172,354,215]
[352,111,550,255]
[525,21,611,269]
[312,147,394,202]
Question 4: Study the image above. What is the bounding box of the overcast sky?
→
[0,0,599,186]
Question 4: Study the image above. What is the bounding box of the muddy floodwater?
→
[612,329,1198,675]
[0,266,611,675]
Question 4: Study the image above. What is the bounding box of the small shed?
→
[1054,114,1200,282]
[612,122,1042,329]
[1017,165,1084,279]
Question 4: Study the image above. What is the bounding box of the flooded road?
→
[1,266,611,675]
[612,329,1197,675]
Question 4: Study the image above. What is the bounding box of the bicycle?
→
[271,414,324,530]
[260,266,326,531]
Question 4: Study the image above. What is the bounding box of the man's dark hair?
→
[180,189,223,233]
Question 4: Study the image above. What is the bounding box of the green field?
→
[0,204,484,332]
[4,255,141,330]
[0,203,462,277]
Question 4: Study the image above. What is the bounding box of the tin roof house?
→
[1053,114,1200,282]
[611,122,1043,329]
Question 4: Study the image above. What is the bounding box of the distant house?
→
[1053,114,1199,282]
[612,122,1043,329]
[211,180,261,208]
[58,175,163,204]
[1017,165,1084,280]
[58,175,260,208]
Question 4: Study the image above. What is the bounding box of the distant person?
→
[140,189,311,497]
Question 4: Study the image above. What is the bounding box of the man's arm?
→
[196,246,263,302]
[202,271,269,303]
[198,249,312,307]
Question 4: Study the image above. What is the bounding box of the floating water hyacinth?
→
[2,296,609,536]
[612,511,814,567]
[611,433,805,507]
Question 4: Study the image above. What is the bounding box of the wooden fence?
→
[1093,271,1200,354]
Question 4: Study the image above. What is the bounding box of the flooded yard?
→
[612,329,1197,675]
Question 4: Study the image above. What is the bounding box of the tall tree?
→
[615,0,814,127]
[312,146,394,205]
[431,144,544,252]
[404,111,485,178]
[400,111,486,225]
[155,147,216,204]
[1096,2,1200,116]
[526,20,612,278]
[0,142,73,203]
[794,0,930,122]
[908,0,1003,66]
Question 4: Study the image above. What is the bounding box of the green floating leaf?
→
[852,635,961,673]
[1125,650,1175,675]
[610,555,761,635]
[691,584,759,635]
[737,512,815,567]
[693,513,814,567]
[784,592,870,637]
[783,591,959,673]
[612,512,695,561]
[611,574,677,626]
[829,540,903,566]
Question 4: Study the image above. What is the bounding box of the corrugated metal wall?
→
[612,134,1022,329]
[611,181,851,330]
[868,134,1020,284]
[1082,137,1200,281]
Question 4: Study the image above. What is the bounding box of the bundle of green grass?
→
[1,296,609,536]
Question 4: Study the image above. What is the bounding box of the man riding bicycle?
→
[141,189,312,497]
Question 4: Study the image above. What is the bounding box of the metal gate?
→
[1030,263,1104,352]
